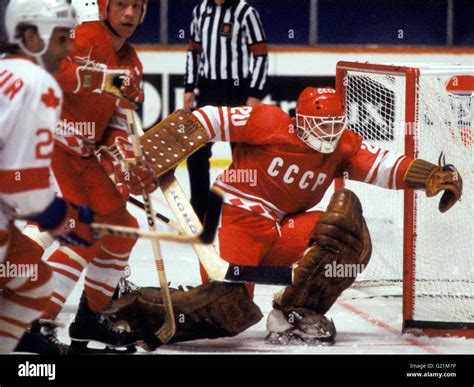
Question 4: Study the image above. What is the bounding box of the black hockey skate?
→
[14,319,69,355]
[68,294,137,354]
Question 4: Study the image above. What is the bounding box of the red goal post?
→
[335,61,474,339]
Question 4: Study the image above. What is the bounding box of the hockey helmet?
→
[5,0,77,60]
[295,87,346,153]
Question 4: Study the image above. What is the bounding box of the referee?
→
[183,0,269,221]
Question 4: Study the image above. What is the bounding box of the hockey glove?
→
[26,197,96,247]
[105,67,144,109]
[112,137,158,196]
[73,61,130,95]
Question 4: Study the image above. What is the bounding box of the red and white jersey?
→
[192,104,413,221]
[0,56,62,260]
[55,22,143,156]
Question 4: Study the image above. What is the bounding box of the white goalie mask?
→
[295,87,347,154]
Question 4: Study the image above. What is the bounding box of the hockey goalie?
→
[109,87,462,350]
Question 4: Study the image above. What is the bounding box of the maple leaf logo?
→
[41,88,60,109]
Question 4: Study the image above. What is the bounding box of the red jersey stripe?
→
[0,168,50,194]
[196,108,216,138]
[218,106,226,141]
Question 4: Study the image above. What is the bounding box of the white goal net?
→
[337,62,474,337]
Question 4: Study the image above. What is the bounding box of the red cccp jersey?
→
[192,104,413,221]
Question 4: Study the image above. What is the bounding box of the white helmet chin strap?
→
[17,39,49,69]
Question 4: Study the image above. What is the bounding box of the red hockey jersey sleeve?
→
[192,104,296,145]
[344,135,413,190]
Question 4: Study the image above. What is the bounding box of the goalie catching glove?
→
[403,159,463,213]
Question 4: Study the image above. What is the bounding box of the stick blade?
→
[199,188,224,244]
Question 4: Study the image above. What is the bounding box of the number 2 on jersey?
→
[35,128,54,160]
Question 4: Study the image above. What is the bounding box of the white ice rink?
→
[56,165,474,354]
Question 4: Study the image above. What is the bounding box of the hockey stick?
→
[159,172,294,286]
[92,188,222,244]
[127,196,182,231]
[125,110,176,345]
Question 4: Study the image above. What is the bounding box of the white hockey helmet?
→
[5,0,77,58]
[71,0,100,24]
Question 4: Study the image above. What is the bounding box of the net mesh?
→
[414,71,474,323]
[340,64,474,325]
[343,71,406,292]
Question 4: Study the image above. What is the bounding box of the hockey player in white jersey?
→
[0,0,97,353]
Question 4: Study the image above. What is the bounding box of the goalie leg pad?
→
[110,281,263,344]
[278,188,372,315]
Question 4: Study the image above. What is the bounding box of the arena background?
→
[1,0,472,156]
[125,0,474,160]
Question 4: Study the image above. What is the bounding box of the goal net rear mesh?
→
[339,63,474,328]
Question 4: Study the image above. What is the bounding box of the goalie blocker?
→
[140,110,209,178]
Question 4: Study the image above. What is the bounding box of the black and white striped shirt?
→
[184,0,269,99]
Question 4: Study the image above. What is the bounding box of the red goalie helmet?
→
[98,0,148,24]
[296,87,346,153]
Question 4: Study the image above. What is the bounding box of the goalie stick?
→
[125,110,176,346]
[92,188,222,245]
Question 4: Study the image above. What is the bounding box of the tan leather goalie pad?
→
[277,189,372,315]
[110,281,263,344]
[139,110,209,178]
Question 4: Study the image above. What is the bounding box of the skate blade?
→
[265,332,335,346]
[69,339,136,354]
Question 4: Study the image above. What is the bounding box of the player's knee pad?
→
[277,189,372,315]
[110,281,263,345]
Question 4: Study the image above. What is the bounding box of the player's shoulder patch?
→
[30,66,63,111]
